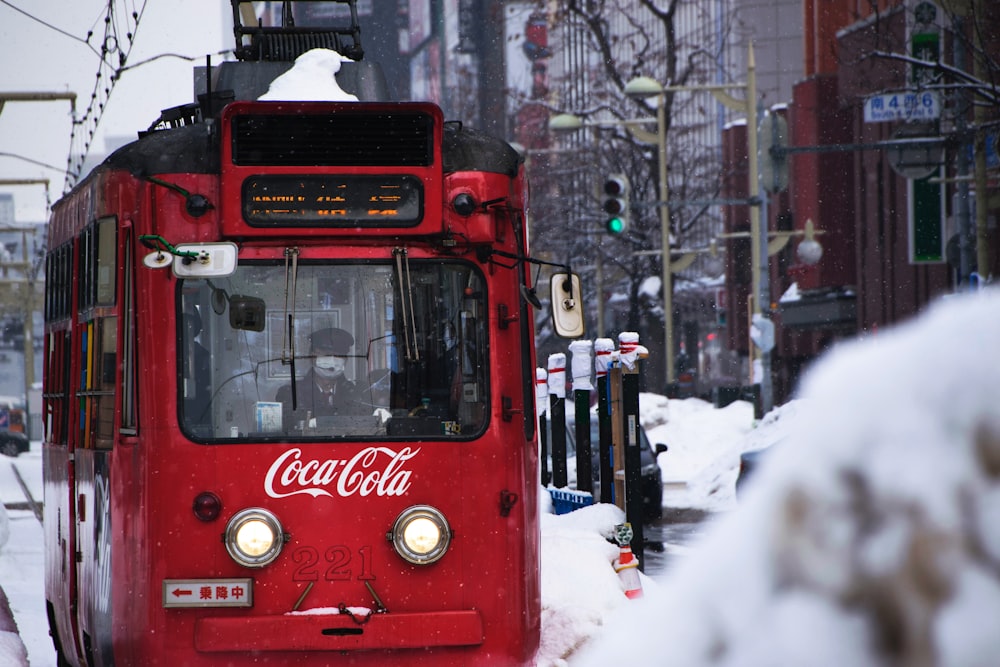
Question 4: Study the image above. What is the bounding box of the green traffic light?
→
[606,217,625,234]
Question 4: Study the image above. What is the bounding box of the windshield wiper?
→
[393,247,420,362]
[282,247,300,409]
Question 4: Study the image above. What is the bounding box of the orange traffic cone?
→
[614,543,643,599]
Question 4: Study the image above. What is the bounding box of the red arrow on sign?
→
[172,588,193,598]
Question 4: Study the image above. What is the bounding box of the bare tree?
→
[528,0,738,387]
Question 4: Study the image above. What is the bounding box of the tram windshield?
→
[177,259,487,441]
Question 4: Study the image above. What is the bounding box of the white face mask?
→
[314,355,346,378]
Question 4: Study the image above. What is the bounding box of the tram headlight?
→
[389,505,452,565]
[224,508,285,568]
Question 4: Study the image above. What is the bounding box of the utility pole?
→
[952,13,974,287]
[972,0,991,281]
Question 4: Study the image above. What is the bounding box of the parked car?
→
[546,416,667,523]
[735,436,786,498]
[736,449,765,497]
[0,429,29,457]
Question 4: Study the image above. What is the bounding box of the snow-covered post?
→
[593,338,615,504]
[619,332,649,570]
[535,367,550,486]
[569,340,594,493]
[547,353,568,489]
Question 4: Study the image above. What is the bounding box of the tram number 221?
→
[291,545,375,582]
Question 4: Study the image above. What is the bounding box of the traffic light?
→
[601,174,629,234]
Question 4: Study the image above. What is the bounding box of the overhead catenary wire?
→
[0,1,149,188]
[65,0,151,191]
[0,0,101,53]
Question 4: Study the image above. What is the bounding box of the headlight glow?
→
[225,508,285,568]
[390,505,451,565]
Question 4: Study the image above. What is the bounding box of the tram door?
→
[72,218,120,664]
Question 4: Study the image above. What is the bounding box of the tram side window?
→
[44,244,73,322]
[80,218,117,310]
[77,218,118,450]
[78,318,117,450]
[42,331,70,445]
[43,243,73,445]
[94,318,117,447]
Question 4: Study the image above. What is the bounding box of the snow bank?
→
[576,290,1000,666]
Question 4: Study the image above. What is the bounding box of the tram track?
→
[6,461,42,523]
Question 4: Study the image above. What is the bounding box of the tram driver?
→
[275,327,367,430]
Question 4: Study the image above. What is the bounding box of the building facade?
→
[724,0,999,402]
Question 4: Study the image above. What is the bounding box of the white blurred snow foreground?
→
[576,289,1000,666]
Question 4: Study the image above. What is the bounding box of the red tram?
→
[42,3,583,665]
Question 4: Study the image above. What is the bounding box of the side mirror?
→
[550,272,585,339]
[172,243,238,278]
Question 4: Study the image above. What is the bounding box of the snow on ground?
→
[645,396,757,512]
[0,450,45,667]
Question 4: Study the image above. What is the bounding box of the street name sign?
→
[864,91,940,123]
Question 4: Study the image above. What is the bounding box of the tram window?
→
[77,317,117,450]
[95,218,116,305]
[43,331,70,445]
[177,260,488,442]
[79,218,117,311]
[45,244,73,322]
[93,317,117,448]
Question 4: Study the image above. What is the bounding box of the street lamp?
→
[621,76,675,388]
[626,46,772,411]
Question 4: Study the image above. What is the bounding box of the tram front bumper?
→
[194,609,483,652]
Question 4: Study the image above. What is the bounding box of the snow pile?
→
[536,503,658,666]
[647,397,756,512]
[258,48,359,102]
[577,289,1000,666]
[0,586,26,667]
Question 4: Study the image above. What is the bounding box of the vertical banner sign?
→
[909,170,946,263]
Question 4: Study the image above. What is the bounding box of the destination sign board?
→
[243,175,423,227]
[864,91,941,123]
[163,578,253,608]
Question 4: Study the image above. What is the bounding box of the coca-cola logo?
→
[264,446,421,499]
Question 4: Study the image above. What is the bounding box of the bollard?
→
[569,340,594,494]
[594,338,615,504]
[535,367,550,486]
[619,332,647,571]
[547,354,568,489]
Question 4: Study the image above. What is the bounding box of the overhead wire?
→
[65,0,151,191]
[2,0,232,196]
[0,0,96,52]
